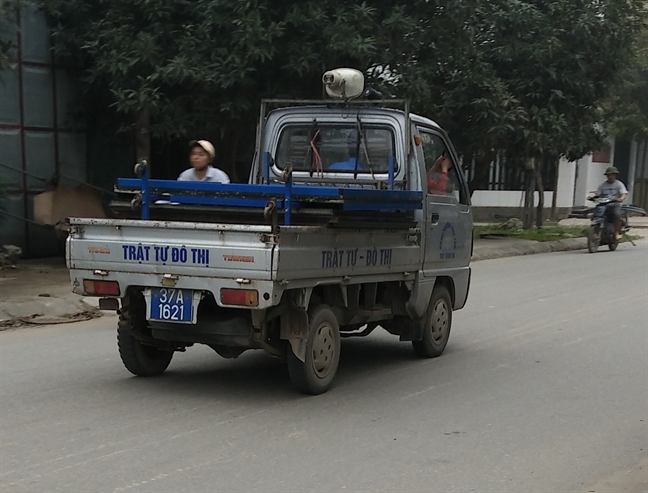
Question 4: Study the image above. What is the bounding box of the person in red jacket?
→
[427,152,451,193]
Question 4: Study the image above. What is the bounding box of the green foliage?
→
[40,0,647,179]
[44,0,393,138]
[606,23,648,140]
[0,0,27,70]
[392,0,646,164]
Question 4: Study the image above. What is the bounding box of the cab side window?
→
[418,130,468,205]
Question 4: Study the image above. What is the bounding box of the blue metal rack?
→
[117,171,422,225]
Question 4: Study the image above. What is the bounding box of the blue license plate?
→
[150,288,193,322]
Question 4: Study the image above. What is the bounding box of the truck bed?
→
[67,218,422,306]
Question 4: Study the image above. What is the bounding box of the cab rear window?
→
[275,125,396,174]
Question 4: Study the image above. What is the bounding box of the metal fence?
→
[0,8,87,256]
[463,154,557,191]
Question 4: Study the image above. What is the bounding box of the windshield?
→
[275,125,395,174]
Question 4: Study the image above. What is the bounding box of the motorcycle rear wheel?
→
[587,225,600,253]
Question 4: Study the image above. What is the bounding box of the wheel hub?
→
[430,300,449,344]
[311,323,335,378]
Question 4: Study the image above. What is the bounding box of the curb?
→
[472,237,587,262]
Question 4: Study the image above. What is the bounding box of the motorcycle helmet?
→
[604,166,619,175]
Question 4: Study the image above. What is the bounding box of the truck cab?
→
[252,102,472,300]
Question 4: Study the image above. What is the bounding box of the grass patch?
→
[622,234,642,243]
[475,224,589,242]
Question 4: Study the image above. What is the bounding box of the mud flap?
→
[406,273,435,319]
[280,309,308,362]
[397,315,425,341]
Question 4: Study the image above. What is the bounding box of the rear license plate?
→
[149,288,193,322]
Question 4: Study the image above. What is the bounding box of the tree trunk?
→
[135,108,151,174]
[523,158,535,229]
[218,123,256,183]
[535,164,545,229]
[550,157,559,221]
[219,126,241,181]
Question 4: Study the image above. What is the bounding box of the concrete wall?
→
[472,190,552,207]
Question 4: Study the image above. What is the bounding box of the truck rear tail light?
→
[83,280,120,296]
[220,288,258,307]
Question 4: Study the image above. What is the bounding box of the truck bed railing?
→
[116,169,422,226]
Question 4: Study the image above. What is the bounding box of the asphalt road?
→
[1,240,647,493]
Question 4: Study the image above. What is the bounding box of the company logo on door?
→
[439,222,457,260]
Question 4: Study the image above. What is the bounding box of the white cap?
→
[190,140,216,159]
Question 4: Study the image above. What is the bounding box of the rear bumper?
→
[68,269,280,310]
[150,315,253,347]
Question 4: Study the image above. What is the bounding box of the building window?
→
[592,147,611,164]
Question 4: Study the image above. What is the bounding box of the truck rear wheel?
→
[412,285,452,358]
[287,304,340,395]
[117,299,173,377]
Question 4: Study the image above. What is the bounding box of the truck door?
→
[416,129,472,277]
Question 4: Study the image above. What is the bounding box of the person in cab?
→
[427,152,451,193]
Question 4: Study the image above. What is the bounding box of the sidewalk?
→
[473,216,647,260]
[0,257,100,328]
[1,217,646,329]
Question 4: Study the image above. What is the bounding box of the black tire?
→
[412,285,452,358]
[587,225,600,253]
[608,233,619,251]
[287,304,341,395]
[117,297,173,377]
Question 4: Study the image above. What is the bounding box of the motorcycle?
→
[584,196,648,253]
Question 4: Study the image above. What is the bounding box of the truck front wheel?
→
[412,285,452,358]
[117,301,173,377]
[287,304,340,395]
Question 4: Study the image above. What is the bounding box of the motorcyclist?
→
[594,166,628,240]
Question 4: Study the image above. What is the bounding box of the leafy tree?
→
[505,0,645,226]
[380,0,528,189]
[379,0,644,226]
[42,0,646,219]
[399,0,644,226]
[43,0,413,179]
[607,22,648,141]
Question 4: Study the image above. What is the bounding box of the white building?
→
[470,138,648,220]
